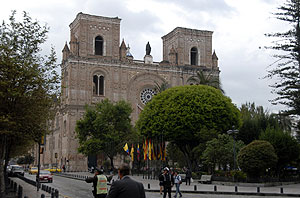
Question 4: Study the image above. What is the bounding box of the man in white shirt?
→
[174,171,182,198]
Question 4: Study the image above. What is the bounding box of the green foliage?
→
[17,154,34,165]
[202,134,245,172]
[237,140,278,178]
[0,11,59,196]
[154,81,171,93]
[238,102,279,144]
[0,10,59,142]
[265,0,300,116]
[187,70,224,93]
[136,85,241,169]
[75,99,134,168]
[231,170,247,181]
[166,142,185,167]
[259,126,300,172]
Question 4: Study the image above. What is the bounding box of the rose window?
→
[140,88,156,104]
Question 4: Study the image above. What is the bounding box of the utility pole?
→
[37,142,40,191]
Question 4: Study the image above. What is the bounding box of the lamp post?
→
[227,126,239,171]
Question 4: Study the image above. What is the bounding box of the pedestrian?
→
[106,163,145,198]
[162,167,174,198]
[85,168,108,198]
[62,164,66,172]
[174,171,182,198]
[185,168,192,185]
[158,169,164,195]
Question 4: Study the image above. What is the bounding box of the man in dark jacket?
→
[106,164,145,198]
[185,168,192,185]
[85,168,108,198]
[162,167,174,198]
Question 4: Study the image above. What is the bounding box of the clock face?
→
[140,88,156,104]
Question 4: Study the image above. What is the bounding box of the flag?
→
[163,142,167,161]
[151,141,156,160]
[160,143,163,160]
[148,139,152,160]
[137,144,140,161]
[157,143,161,160]
[144,139,148,160]
[130,144,134,161]
[123,143,129,155]
[143,142,146,160]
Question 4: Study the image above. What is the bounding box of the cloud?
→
[153,0,234,13]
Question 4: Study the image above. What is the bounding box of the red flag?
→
[137,144,140,161]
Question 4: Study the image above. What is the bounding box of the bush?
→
[231,170,247,182]
[237,140,278,178]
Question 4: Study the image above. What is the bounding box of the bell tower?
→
[162,27,216,68]
[69,12,121,59]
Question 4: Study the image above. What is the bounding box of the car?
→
[45,167,62,173]
[6,165,12,173]
[10,165,24,177]
[38,170,53,183]
[29,167,38,174]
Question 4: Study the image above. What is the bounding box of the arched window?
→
[190,47,198,65]
[95,36,103,55]
[93,74,104,96]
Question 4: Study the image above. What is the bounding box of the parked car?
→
[38,170,53,183]
[45,167,62,173]
[6,165,12,173]
[10,165,24,177]
[29,167,38,174]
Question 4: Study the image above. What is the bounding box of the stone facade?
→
[35,12,220,171]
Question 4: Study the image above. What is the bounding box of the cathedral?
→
[34,12,220,171]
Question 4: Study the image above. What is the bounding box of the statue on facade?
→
[146,42,151,55]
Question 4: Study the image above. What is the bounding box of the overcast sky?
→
[1,0,288,113]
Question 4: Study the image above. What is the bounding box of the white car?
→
[9,165,24,177]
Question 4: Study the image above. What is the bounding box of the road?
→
[24,173,297,198]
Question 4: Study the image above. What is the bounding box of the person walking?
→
[106,163,145,198]
[158,169,164,195]
[85,168,108,198]
[185,168,192,185]
[174,171,182,198]
[162,167,174,198]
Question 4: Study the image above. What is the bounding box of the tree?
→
[259,126,300,174]
[136,85,241,170]
[0,11,59,197]
[265,0,300,116]
[187,70,224,93]
[237,140,278,179]
[237,102,279,144]
[75,99,134,169]
[202,134,245,173]
[17,154,34,165]
[154,81,171,93]
[166,143,186,168]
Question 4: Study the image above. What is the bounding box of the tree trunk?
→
[178,145,193,171]
[109,156,114,171]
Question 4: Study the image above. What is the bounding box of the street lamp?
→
[227,126,239,171]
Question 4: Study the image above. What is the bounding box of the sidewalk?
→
[9,177,51,198]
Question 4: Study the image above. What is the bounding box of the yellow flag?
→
[148,139,152,160]
[130,144,134,161]
[123,143,129,154]
[152,142,156,160]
